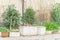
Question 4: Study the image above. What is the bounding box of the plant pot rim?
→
[20,26,45,27]
[9,31,19,32]
[1,32,9,33]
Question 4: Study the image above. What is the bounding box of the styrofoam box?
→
[0,32,1,36]
[20,26,38,35]
[38,26,46,35]
[10,32,20,36]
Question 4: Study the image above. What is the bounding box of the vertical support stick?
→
[22,0,24,25]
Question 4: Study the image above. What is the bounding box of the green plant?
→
[2,5,20,29]
[32,24,41,26]
[10,29,19,32]
[0,27,7,32]
[51,3,60,25]
[32,23,44,26]
[21,7,36,25]
[44,22,59,31]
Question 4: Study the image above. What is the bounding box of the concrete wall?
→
[26,0,60,23]
[24,0,55,23]
[0,0,60,23]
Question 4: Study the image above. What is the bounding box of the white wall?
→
[0,0,60,23]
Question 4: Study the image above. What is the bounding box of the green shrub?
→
[51,3,60,25]
[21,7,36,25]
[0,27,7,32]
[2,5,20,29]
[44,22,59,31]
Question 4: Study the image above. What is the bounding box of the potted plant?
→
[44,22,58,34]
[1,27,9,37]
[0,27,6,37]
[20,7,37,36]
[33,24,46,35]
[2,5,21,36]
[2,5,20,30]
[10,29,20,37]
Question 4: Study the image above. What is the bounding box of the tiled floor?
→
[0,34,60,40]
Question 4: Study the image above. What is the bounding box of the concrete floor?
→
[0,34,60,40]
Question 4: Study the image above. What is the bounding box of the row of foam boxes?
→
[0,32,20,37]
